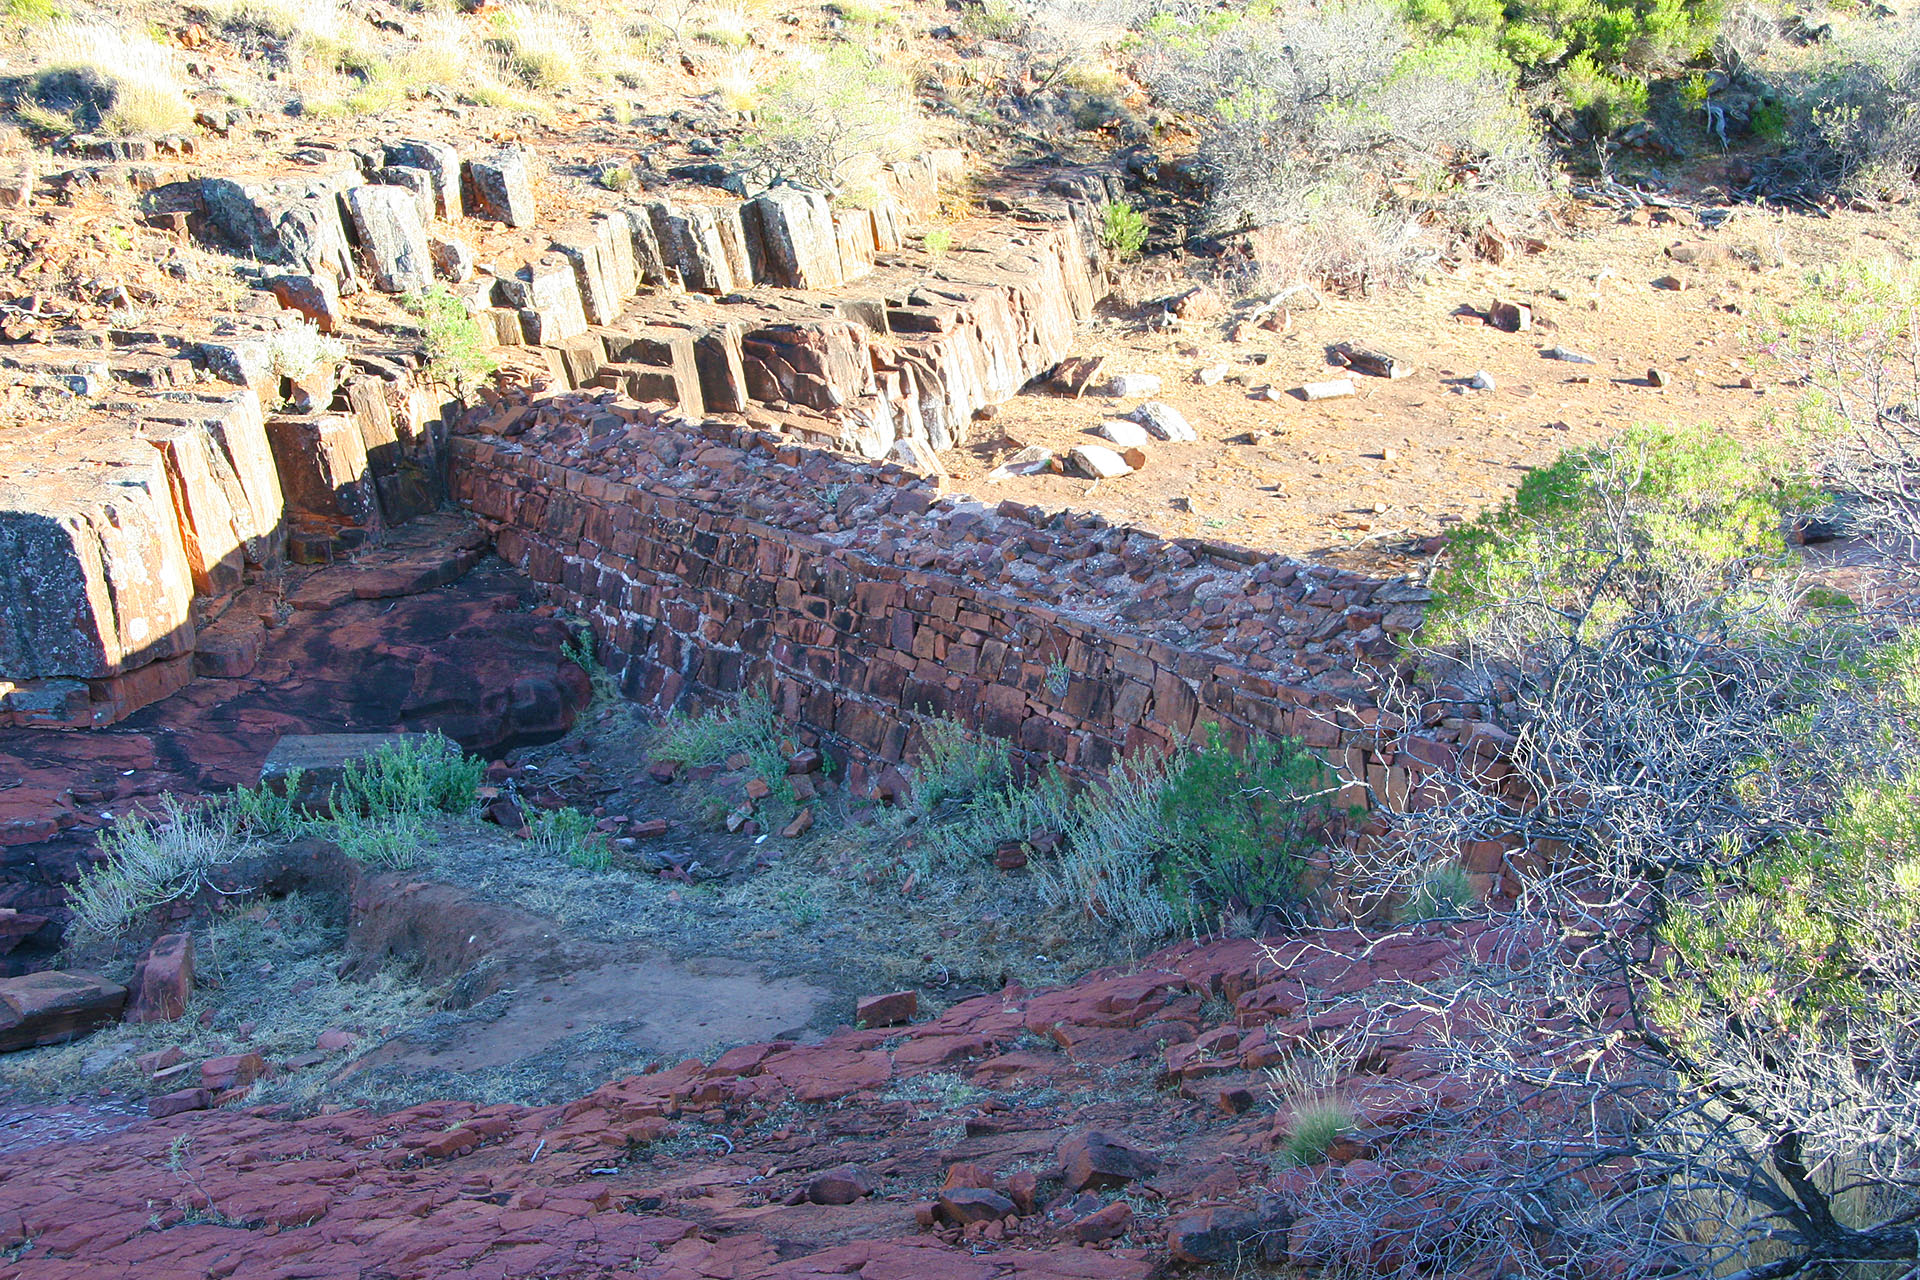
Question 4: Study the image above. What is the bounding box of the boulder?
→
[269,273,342,332]
[465,149,536,227]
[856,990,917,1027]
[1127,401,1197,442]
[343,184,432,293]
[125,932,195,1023]
[1058,1129,1162,1191]
[383,138,461,219]
[200,1051,266,1091]
[936,1187,1016,1225]
[1070,1201,1132,1243]
[745,186,843,290]
[805,1164,874,1205]
[0,970,127,1052]
[496,256,588,345]
[1166,1199,1294,1265]
[430,237,474,284]
[1103,373,1160,398]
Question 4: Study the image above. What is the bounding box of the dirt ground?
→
[959,199,1920,574]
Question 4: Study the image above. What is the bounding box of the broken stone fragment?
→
[1065,444,1132,479]
[937,1187,1017,1225]
[986,445,1054,482]
[1103,372,1161,398]
[125,933,195,1024]
[1166,1198,1294,1264]
[1332,343,1412,380]
[1096,419,1150,448]
[0,971,127,1052]
[1468,370,1496,391]
[268,273,341,332]
[1127,400,1197,441]
[1070,1200,1133,1243]
[431,236,475,284]
[1487,298,1531,332]
[1298,378,1355,402]
[1195,362,1229,385]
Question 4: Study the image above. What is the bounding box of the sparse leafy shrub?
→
[68,796,248,938]
[1779,261,1920,566]
[402,286,500,392]
[4,0,60,22]
[265,321,346,380]
[655,686,796,808]
[730,47,920,191]
[908,718,1011,818]
[922,227,953,255]
[1098,201,1148,261]
[225,772,307,840]
[529,806,611,870]
[1143,4,1546,289]
[916,721,1338,937]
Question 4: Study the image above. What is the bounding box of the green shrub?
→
[68,796,247,939]
[1398,861,1476,922]
[909,718,1012,818]
[1404,0,1718,75]
[5,0,60,22]
[1429,423,1806,651]
[923,227,953,255]
[1156,725,1336,926]
[225,773,307,840]
[401,286,499,392]
[1557,51,1649,136]
[1099,201,1149,261]
[923,722,1341,937]
[1749,97,1788,142]
[331,733,483,820]
[529,806,611,870]
[961,0,1025,41]
[1278,1098,1354,1166]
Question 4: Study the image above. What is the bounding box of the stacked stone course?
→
[450,393,1464,846]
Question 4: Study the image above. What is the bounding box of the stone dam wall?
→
[447,391,1492,896]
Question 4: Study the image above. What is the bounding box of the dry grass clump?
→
[0,892,434,1108]
[26,21,195,135]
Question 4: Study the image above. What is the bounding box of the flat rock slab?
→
[260,733,412,809]
[0,970,126,1052]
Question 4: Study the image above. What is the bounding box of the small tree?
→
[1779,262,1920,580]
[1296,427,1920,1279]
[731,48,920,192]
